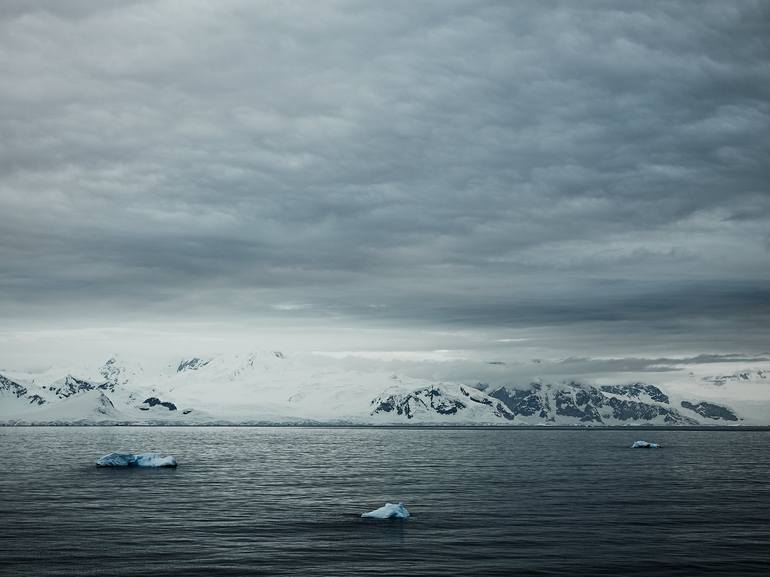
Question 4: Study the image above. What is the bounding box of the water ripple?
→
[1,427,769,576]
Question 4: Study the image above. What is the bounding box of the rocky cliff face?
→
[370,384,515,422]
[482,382,740,425]
[52,375,114,399]
[680,400,739,421]
[0,374,47,406]
[368,381,734,425]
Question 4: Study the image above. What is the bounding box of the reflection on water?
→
[1,427,769,576]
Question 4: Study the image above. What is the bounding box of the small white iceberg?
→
[361,502,410,519]
[96,452,177,468]
[631,440,660,449]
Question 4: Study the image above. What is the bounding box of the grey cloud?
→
[331,351,770,389]
[1,1,768,354]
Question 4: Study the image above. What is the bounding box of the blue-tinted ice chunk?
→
[631,440,660,448]
[133,453,177,467]
[361,502,410,519]
[96,452,177,467]
[95,452,135,467]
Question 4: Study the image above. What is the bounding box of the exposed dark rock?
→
[0,374,28,398]
[607,397,697,425]
[99,357,123,390]
[600,383,669,403]
[460,385,492,405]
[487,381,701,424]
[142,397,177,411]
[94,393,115,415]
[425,387,465,415]
[371,385,516,420]
[458,384,515,420]
[493,402,515,421]
[371,387,467,419]
[1,374,46,406]
[177,358,209,372]
[375,400,395,413]
[681,400,739,421]
[554,389,602,422]
[489,384,550,418]
[54,375,112,399]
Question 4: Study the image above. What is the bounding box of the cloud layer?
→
[1,1,768,354]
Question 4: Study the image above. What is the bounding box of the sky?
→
[1,1,768,364]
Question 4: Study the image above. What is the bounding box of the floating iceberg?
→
[133,453,177,467]
[96,452,177,467]
[361,502,410,519]
[96,453,135,467]
[631,440,660,449]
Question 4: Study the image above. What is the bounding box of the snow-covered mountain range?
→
[1,352,768,425]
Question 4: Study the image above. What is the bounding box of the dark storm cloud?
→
[1,1,769,349]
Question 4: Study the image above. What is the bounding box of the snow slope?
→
[2,352,769,425]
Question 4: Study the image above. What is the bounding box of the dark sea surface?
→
[1,427,769,576]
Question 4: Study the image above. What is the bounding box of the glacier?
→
[361,502,410,519]
[96,452,178,467]
[1,350,768,425]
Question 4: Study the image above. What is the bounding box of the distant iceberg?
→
[631,440,660,449]
[96,452,177,467]
[361,502,410,519]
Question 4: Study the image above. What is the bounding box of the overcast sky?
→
[1,1,768,362]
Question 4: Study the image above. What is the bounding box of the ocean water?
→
[1,427,769,576]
